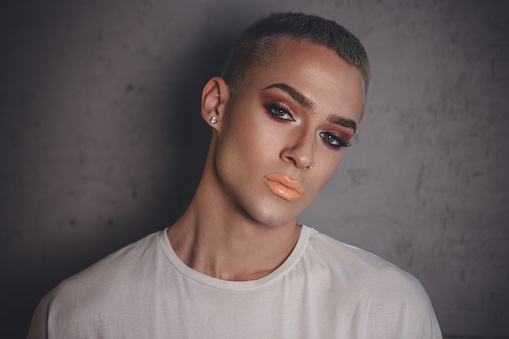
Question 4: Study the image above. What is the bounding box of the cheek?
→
[308,150,343,192]
[230,114,283,161]
[217,111,277,171]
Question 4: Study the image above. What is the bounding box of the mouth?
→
[264,173,304,201]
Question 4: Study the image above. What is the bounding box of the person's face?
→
[211,37,365,227]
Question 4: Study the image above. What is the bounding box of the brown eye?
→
[273,108,286,117]
[319,131,351,150]
[265,104,294,121]
[324,133,335,143]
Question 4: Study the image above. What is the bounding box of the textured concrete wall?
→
[1,0,508,338]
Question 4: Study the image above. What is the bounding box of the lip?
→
[264,173,304,201]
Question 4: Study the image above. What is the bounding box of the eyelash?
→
[264,103,351,150]
[319,132,351,149]
[265,103,294,122]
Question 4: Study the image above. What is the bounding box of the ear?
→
[201,76,230,129]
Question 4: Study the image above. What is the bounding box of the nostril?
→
[286,156,297,166]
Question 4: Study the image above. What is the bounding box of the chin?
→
[242,200,301,228]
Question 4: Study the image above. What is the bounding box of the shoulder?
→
[28,230,164,338]
[306,226,423,289]
[55,230,161,294]
[302,226,442,338]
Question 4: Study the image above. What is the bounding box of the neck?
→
[167,139,301,281]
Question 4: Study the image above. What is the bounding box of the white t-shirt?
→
[28,226,442,338]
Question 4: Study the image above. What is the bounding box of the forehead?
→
[244,37,366,124]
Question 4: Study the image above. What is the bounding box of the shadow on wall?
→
[169,36,234,219]
[0,2,245,338]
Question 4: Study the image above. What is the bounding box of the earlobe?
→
[201,76,229,129]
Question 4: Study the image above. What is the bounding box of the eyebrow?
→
[328,114,357,133]
[262,83,357,133]
[263,83,315,111]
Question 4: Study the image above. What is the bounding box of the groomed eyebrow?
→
[263,83,316,111]
[328,114,357,133]
[263,83,357,133]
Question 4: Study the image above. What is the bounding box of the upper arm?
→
[27,292,50,339]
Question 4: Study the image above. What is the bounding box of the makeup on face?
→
[259,84,356,151]
[264,173,304,201]
[208,38,365,227]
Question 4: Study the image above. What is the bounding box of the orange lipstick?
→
[264,173,304,201]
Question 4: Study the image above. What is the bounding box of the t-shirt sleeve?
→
[27,292,50,339]
[366,267,443,339]
[403,285,442,338]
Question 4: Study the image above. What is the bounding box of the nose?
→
[280,129,315,169]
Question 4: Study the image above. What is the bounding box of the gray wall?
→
[1,0,508,338]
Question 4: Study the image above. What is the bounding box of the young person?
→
[28,13,442,338]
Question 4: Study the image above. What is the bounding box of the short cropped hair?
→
[222,12,370,97]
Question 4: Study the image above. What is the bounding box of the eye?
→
[319,132,351,150]
[265,104,295,122]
